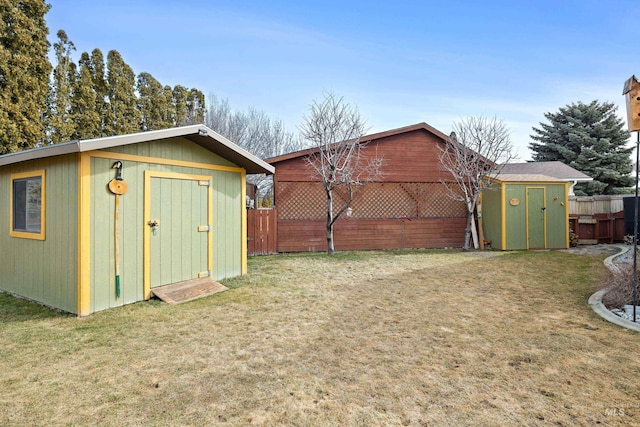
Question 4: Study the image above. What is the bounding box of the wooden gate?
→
[247,208,277,255]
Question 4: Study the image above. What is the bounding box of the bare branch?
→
[300,93,384,254]
[439,116,515,250]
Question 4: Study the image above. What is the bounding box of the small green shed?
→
[0,125,274,315]
[482,174,569,250]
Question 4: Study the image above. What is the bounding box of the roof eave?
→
[0,125,274,174]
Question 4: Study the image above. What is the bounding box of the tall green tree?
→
[160,84,175,126]
[529,100,633,195]
[0,0,52,154]
[172,85,189,126]
[49,29,76,143]
[71,51,101,139]
[186,88,205,125]
[88,48,111,137]
[136,71,167,131]
[106,50,139,135]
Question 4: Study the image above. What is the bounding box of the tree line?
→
[2,2,632,200]
[1,2,205,155]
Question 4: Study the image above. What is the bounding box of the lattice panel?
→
[277,181,326,220]
[420,183,467,218]
[349,183,415,219]
[277,182,468,220]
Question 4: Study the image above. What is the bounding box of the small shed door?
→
[144,171,213,297]
[527,187,546,249]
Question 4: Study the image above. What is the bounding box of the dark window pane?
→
[13,180,26,231]
[26,178,41,232]
[13,177,41,233]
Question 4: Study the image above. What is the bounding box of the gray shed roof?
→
[491,173,564,183]
[499,161,591,182]
[0,125,274,175]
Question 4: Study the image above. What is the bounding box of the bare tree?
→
[205,94,304,204]
[439,116,515,250]
[301,93,383,255]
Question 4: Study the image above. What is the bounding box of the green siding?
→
[212,171,242,280]
[504,185,527,250]
[0,155,78,313]
[480,186,503,250]
[105,137,237,168]
[150,176,208,287]
[527,188,545,249]
[90,139,243,312]
[543,184,568,249]
[484,181,568,251]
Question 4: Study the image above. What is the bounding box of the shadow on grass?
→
[0,292,74,323]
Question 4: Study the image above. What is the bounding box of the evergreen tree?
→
[0,0,52,154]
[529,101,634,195]
[50,29,76,143]
[106,50,139,135]
[89,48,111,136]
[172,85,189,126]
[160,84,175,126]
[186,88,205,125]
[136,71,167,131]
[72,51,101,139]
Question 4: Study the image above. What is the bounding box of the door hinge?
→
[198,180,211,186]
[198,270,210,278]
[197,225,210,232]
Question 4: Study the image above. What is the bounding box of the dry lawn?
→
[0,249,638,426]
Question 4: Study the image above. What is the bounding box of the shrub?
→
[601,262,640,309]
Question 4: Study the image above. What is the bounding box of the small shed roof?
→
[0,125,274,175]
[499,161,591,182]
[491,173,565,183]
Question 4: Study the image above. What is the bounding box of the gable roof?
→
[0,125,274,174]
[491,173,565,183]
[265,122,452,164]
[499,161,591,182]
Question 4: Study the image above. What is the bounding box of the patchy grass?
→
[0,249,637,426]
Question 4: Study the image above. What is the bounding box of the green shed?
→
[481,174,569,250]
[0,125,274,315]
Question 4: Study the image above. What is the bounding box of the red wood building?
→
[266,123,467,252]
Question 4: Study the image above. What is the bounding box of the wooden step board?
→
[151,278,228,305]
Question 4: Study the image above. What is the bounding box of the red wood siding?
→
[273,129,455,184]
[271,127,468,252]
[277,218,466,252]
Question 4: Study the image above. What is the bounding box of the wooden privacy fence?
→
[248,195,634,253]
[569,195,628,244]
[247,208,277,256]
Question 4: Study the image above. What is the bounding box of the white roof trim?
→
[0,125,274,174]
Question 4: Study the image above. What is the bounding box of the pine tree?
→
[106,50,139,135]
[50,29,76,143]
[0,0,52,154]
[186,88,205,125]
[172,85,189,126]
[88,48,111,137]
[137,72,167,131]
[160,85,175,126]
[529,101,634,195]
[71,51,101,139]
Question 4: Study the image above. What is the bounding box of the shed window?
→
[10,170,45,240]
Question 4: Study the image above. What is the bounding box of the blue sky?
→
[46,0,639,160]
